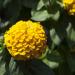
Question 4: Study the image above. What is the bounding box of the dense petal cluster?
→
[63,0,75,15]
[4,20,47,60]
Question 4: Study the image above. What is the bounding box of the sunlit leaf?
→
[37,0,44,10]
[42,58,59,69]
[42,0,49,7]
[66,23,75,41]
[51,11,60,21]
[31,10,51,21]
[50,28,61,45]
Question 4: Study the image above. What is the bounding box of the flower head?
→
[62,0,75,15]
[4,20,47,60]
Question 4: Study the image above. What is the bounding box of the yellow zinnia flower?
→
[62,0,75,15]
[4,20,47,60]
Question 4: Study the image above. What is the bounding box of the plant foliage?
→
[0,0,75,75]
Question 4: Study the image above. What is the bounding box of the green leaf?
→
[66,23,75,41]
[66,23,72,38]
[39,47,50,59]
[31,10,51,21]
[36,0,44,10]
[56,0,64,7]
[0,51,55,75]
[31,9,60,21]
[43,0,49,6]
[50,28,61,45]
[42,58,59,69]
[51,11,60,21]
[0,21,9,29]
[42,49,62,69]
[9,58,17,74]
[9,58,24,75]
[50,0,56,5]
[0,63,5,75]
[0,35,4,53]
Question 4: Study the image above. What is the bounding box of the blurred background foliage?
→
[0,0,75,75]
